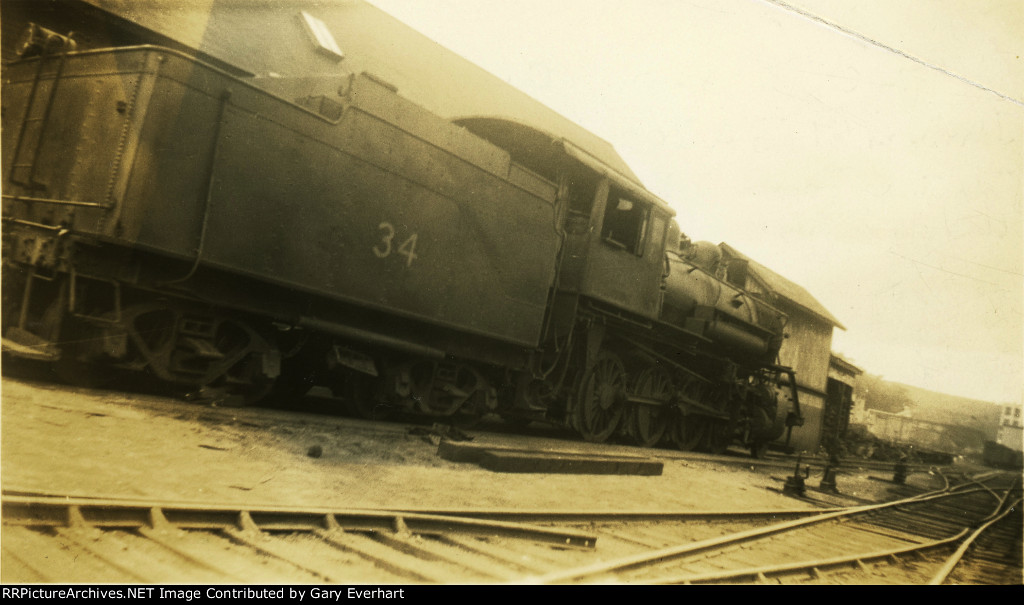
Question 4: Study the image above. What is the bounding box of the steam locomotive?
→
[1,21,802,455]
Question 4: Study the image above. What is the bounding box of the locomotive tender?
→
[1,21,802,454]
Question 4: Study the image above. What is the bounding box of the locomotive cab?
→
[580,178,672,320]
[451,119,675,323]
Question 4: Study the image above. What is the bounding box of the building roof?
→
[830,354,863,376]
[81,0,644,185]
[719,242,845,330]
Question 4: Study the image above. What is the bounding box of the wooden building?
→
[719,243,846,453]
[825,354,863,449]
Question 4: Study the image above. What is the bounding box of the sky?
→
[365,0,1023,404]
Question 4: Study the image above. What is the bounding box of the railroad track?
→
[1,491,833,584]
[529,473,1022,585]
[3,472,1020,584]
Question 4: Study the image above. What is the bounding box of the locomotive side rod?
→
[615,337,710,385]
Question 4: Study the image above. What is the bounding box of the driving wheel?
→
[628,365,673,447]
[574,351,626,443]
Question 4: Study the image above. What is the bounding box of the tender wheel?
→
[236,375,278,406]
[671,413,705,451]
[573,351,626,443]
[628,366,672,447]
[220,348,283,406]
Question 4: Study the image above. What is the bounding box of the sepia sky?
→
[367,0,1023,404]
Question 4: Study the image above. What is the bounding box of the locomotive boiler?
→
[1,19,801,455]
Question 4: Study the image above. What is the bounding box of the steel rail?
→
[648,485,1018,584]
[927,495,1023,585]
[378,507,841,524]
[383,471,1012,525]
[645,529,971,584]
[0,494,597,549]
[528,480,1000,583]
[957,473,1010,502]
[1,489,838,524]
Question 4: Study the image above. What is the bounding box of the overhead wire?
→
[887,248,1020,289]
[760,0,1023,107]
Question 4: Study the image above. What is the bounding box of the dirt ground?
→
[0,375,939,514]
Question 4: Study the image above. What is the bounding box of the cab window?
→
[645,213,667,259]
[601,186,648,255]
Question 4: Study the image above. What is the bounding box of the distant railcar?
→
[2,21,802,455]
[983,441,1023,470]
